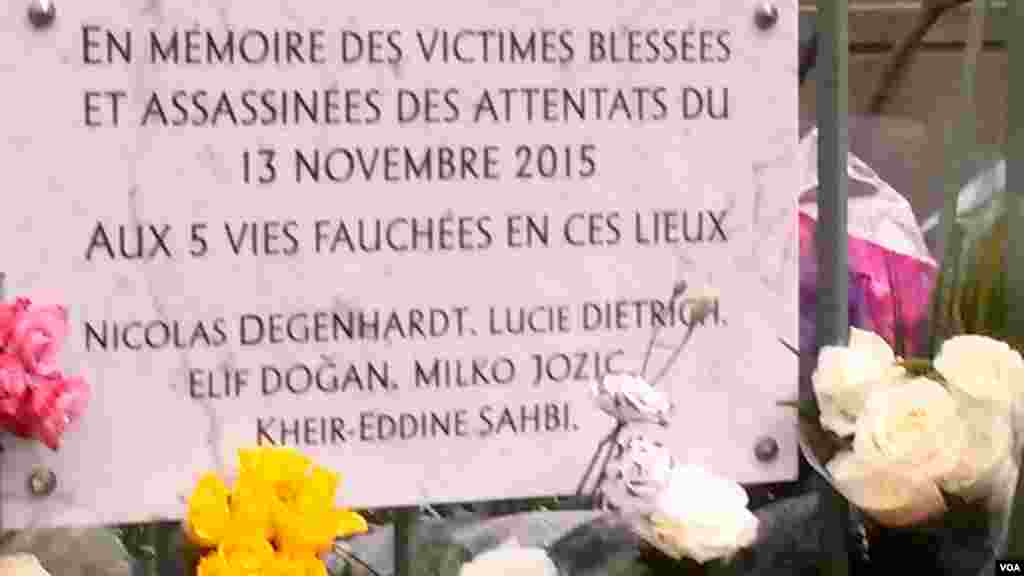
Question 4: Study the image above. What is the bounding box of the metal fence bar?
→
[1002,0,1024,556]
[930,0,988,354]
[814,0,851,573]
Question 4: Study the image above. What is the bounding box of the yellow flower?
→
[186,473,232,549]
[238,447,312,505]
[229,473,277,541]
[267,465,339,554]
[269,555,328,576]
[216,533,276,575]
[335,509,369,538]
[196,552,236,576]
[274,507,329,557]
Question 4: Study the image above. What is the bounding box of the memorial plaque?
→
[0,0,798,528]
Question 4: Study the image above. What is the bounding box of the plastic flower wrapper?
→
[591,373,672,425]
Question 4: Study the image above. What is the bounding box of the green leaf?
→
[777,399,819,421]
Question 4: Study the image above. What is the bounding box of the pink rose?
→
[12,375,89,450]
[0,354,30,417]
[0,298,30,351]
[10,302,68,377]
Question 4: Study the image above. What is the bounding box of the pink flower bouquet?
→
[0,297,89,450]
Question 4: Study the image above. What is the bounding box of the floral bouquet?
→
[567,281,762,573]
[794,327,1021,572]
[0,297,89,450]
[183,446,369,575]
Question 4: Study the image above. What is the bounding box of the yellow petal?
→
[229,476,277,541]
[269,554,328,576]
[217,533,276,574]
[186,474,232,548]
[335,509,369,538]
[300,556,329,576]
[196,552,234,576]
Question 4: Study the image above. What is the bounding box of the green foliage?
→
[931,186,1022,352]
[409,542,471,576]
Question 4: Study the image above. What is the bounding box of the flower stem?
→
[896,358,934,373]
[650,325,697,387]
[591,422,626,501]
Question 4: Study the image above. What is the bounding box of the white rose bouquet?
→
[796,328,1022,530]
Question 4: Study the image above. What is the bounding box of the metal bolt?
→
[28,466,57,497]
[754,436,780,462]
[754,2,779,30]
[27,0,56,30]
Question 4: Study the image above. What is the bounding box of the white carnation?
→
[637,466,758,564]
[592,373,672,425]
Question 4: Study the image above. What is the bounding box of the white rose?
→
[0,555,51,576]
[934,334,1024,409]
[592,373,672,425]
[458,542,557,576]
[853,377,965,485]
[827,450,947,527]
[635,466,758,564]
[940,395,1013,501]
[812,328,905,436]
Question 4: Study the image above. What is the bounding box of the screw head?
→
[754,436,780,462]
[754,2,779,30]
[27,0,56,30]
[28,466,57,497]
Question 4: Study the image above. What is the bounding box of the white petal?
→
[829,459,946,527]
[0,555,52,576]
[849,327,896,365]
